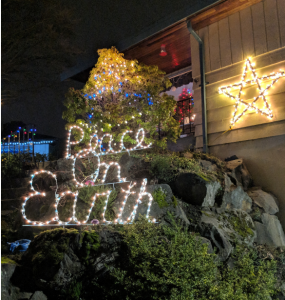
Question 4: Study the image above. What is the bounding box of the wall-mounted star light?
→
[218,58,285,128]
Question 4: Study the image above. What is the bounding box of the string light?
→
[126,178,154,223]
[218,58,285,128]
[21,126,156,226]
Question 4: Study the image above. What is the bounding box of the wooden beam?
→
[191,0,262,31]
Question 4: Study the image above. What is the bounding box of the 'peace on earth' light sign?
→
[22,126,155,226]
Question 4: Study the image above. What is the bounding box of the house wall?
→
[190,0,285,227]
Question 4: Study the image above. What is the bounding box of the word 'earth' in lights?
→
[21,127,156,226]
[218,58,285,128]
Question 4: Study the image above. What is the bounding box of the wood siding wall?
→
[191,0,285,149]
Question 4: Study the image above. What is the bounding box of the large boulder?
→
[113,184,189,226]
[11,228,123,298]
[1,263,32,300]
[30,291,48,300]
[254,222,274,246]
[194,236,213,254]
[181,207,256,261]
[170,173,221,207]
[199,159,218,172]
[222,186,252,213]
[226,158,253,191]
[247,189,279,215]
[260,213,285,247]
[119,154,152,181]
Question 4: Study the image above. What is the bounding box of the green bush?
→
[96,217,276,300]
[133,151,212,183]
[63,47,181,149]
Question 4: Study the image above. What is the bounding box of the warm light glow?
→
[21,126,156,226]
[218,58,285,128]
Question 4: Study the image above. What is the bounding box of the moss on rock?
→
[25,228,78,280]
[1,256,17,264]
[152,187,168,209]
[79,230,100,265]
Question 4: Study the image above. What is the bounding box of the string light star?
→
[218,58,285,128]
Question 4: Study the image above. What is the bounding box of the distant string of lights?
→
[218,58,285,128]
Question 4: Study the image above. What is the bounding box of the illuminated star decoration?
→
[218,58,285,128]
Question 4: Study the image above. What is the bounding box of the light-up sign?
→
[21,127,154,226]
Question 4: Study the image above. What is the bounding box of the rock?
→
[254,222,274,246]
[200,212,233,261]
[30,291,47,300]
[281,282,285,297]
[225,155,239,162]
[57,158,74,172]
[170,173,220,207]
[94,230,122,276]
[199,209,256,261]
[226,158,253,191]
[183,152,193,159]
[247,189,279,215]
[261,213,285,247]
[113,184,189,226]
[222,186,252,213]
[119,153,152,181]
[199,159,217,172]
[202,181,221,207]
[53,171,74,183]
[1,263,32,300]
[194,236,213,254]
[224,174,236,193]
[51,247,85,290]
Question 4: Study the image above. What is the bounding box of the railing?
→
[175,97,195,136]
[1,140,54,155]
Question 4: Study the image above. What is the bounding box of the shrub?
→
[63,47,181,149]
[95,217,277,300]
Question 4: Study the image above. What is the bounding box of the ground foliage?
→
[91,217,277,300]
[63,47,181,149]
[130,150,217,183]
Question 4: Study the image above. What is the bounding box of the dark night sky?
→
[1,0,217,139]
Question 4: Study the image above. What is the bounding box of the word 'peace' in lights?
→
[22,127,155,226]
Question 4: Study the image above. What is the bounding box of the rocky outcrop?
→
[202,181,221,207]
[198,209,256,261]
[254,222,274,246]
[248,189,279,215]
[260,213,285,247]
[226,158,253,191]
[199,159,218,172]
[30,291,48,300]
[194,236,213,254]
[222,186,252,213]
[170,173,220,208]
[119,154,152,181]
[1,263,33,300]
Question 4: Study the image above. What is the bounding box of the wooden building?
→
[66,0,285,227]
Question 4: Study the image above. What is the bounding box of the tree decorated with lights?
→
[63,47,180,149]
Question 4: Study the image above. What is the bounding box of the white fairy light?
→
[218,58,285,128]
[126,178,154,223]
[22,126,155,226]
